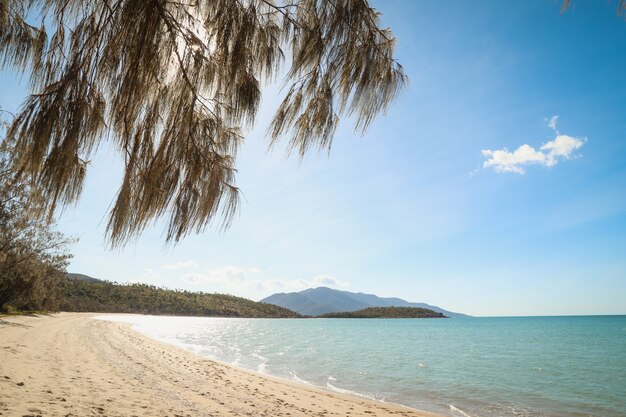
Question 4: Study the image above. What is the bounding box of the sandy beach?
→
[0,313,444,417]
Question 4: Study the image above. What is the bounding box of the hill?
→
[61,277,300,318]
[320,306,446,318]
[261,287,468,317]
[67,272,101,283]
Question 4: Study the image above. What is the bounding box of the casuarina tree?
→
[0,0,407,247]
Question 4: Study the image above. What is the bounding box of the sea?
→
[97,315,626,417]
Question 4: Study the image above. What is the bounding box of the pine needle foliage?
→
[0,0,407,247]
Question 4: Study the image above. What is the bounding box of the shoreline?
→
[94,315,433,413]
[0,312,446,417]
[94,315,385,404]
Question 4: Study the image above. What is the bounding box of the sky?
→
[1,1,625,316]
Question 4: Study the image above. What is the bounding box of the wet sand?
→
[0,313,445,417]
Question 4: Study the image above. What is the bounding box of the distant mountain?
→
[261,287,469,317]
[67,272,101,283]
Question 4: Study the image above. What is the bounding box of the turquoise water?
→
[98,315,626,417]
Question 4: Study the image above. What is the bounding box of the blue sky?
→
[1,1,625,316]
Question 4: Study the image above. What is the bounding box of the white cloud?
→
[482,144,548,174]
[540,135,584,162]
[182,265,262,285]
[548,115,559,131]
[161,260,199,270]
[181,266,350,292]
[141,268,161,281]
[482,119,585,174]
[312,274,351,288]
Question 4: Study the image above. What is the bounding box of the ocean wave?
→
[251,352,268,362]
[326,382,380,402]
[251,352,269,373]
[288,371,312,385]
[449,404,475,417]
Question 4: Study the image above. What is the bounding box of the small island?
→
[319,306,447,318]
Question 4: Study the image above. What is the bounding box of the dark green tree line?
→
[320,306,446,318]
[62,277,301,317]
